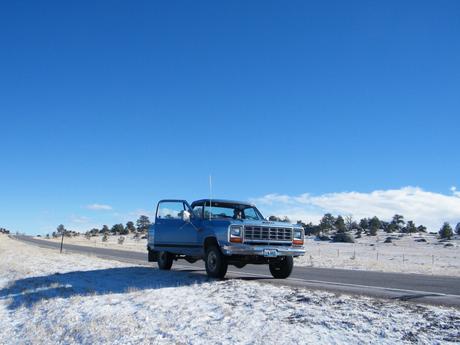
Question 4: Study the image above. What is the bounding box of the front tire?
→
[157,251,173,270]
[205,246,228,278]
[269,256,293,279]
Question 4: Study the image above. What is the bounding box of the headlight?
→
[293,228,304,245]
[229,225,243,243]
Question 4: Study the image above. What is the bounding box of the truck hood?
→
[230,219,301,228]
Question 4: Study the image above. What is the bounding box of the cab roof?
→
[191,199,254,207]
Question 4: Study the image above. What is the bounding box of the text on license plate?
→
[263,249,278,257]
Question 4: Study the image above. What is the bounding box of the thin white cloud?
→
[451,186,460,198]
[250,186,460,231]
[128,209,155,219]
[85,204,113,211]
[70,215,91,224]
[66,215,100,232]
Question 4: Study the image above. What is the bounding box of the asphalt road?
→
[14,235,460,307]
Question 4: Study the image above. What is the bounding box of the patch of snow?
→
[295,231,460,276]
[1,234,459,344]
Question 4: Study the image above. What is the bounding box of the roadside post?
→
[60,230,64,253]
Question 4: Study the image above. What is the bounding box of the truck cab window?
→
[243,207,259,220]
[192,206,203,218]
[157,202,185,219]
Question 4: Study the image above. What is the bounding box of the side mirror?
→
[182,210,191,222]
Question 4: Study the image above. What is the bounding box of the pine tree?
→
[455,222,460,235]
[405,221,417,233]
[320,213,335,233]
[439,222,453,240]
[89,228,99,236]
[334,216,347,233]
[417,225,427,233]
[391,214,405,232]
[100,225,110,234]
[359,218,369,231]
[136,215,151,233]
[386,222,398,233]
[369,217,381,236]
[56,224,66,235]
[126,221,136,233]
[303,222,319,236]
[111,223,124,235]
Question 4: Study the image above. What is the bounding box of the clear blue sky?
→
[1,1,459,234]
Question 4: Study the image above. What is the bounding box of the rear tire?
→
[269,256,293,279]
[157,251,173,270]
[148,249,157,262]
[205,246,228,278]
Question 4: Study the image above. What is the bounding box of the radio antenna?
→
[209,174,212,220]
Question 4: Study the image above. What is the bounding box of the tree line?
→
[269,214,460,240]
[41,213,460,241]
[47,215,151,239]
[0,227,10,234]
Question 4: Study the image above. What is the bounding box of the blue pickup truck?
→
[147,199,305,279]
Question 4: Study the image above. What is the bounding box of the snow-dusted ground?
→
[39,231,460,276]
[1,234,459,344]
[296,231,460,276]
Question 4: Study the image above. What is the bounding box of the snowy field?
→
[296,232,460,277]
[38,231,460,276]
[1,234,459,345]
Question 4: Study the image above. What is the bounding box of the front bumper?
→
[221,244,305,257]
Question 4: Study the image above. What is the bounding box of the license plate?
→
[263,249,278,257]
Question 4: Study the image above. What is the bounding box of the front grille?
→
[244,226,292,242]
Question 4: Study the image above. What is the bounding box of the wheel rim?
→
[159,252,166,263]
[207,251,217,271]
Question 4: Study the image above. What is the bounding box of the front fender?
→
[199,221,232,252]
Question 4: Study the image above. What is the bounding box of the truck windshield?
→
[202,203,263,220]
